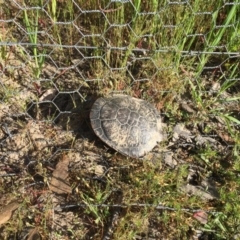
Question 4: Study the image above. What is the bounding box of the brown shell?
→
[90,94,163,158]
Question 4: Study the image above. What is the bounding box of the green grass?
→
[0,0,240,239]
[23,6,46,78]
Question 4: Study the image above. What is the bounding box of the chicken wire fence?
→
[0,0,240,238]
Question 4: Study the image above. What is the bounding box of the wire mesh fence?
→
[0,0,240,239]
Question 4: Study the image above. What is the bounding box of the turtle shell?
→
[90,94,163,158]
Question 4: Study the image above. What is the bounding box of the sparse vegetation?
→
[0,0,239,239]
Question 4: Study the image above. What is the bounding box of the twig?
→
[98,1,123,13]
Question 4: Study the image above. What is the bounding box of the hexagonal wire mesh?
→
[0,0,240,239]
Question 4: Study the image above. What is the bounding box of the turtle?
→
[90,94,164,158]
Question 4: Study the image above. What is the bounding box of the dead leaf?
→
[179,184,217,200]
[27,227,42,240]
[39,88,57,101]
[216,130,234,144]
[193,211,208,224]
[49,155,72,194]
[0,201,19,225]
[173,124,193,142]
[180,102,196,114]
[163,151,177,168]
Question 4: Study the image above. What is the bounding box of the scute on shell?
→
[90,94,163,158]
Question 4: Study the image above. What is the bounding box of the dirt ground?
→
[1,56,239,239]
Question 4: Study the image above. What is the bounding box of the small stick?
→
[98,1,123,13]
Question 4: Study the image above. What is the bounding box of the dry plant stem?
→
[98,1,123,13]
